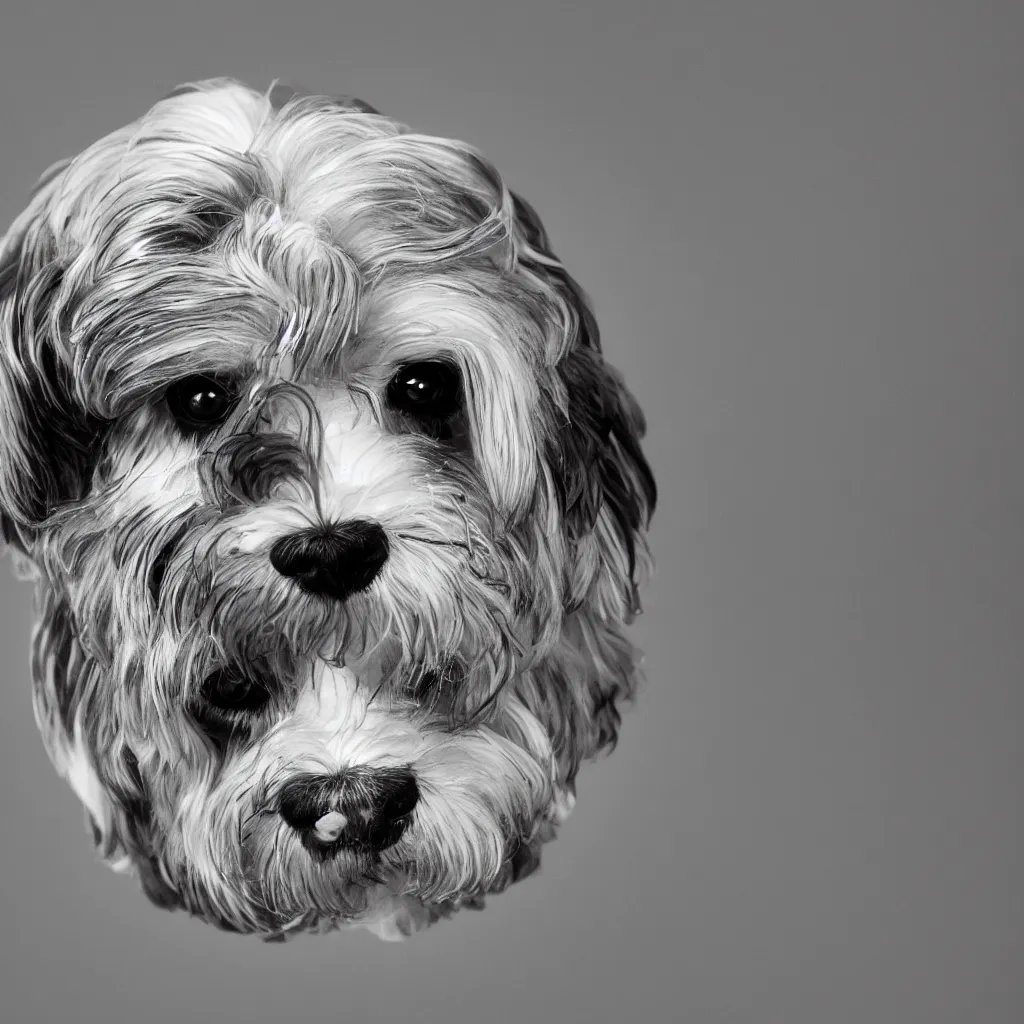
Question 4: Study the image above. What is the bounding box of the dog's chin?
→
[162,811,553,942]
[143,698,567,940]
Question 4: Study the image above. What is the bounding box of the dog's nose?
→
[278,767,419,853]
[269,520,389,602]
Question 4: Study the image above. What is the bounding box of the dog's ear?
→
[0,169,105,554]
[554,340,656,617]
[32,583,179,911]
[511,193,656,619]
[511,193,655,774]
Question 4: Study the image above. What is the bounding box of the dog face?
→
[0,79,655,940]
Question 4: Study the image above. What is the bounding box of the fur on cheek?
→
[0,77,656,941]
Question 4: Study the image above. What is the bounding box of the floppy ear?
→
[512,192,656,619]
[510,193,656,777]
[0,168,106,554]
[31,579,179,910]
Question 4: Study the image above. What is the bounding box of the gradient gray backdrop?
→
[0,2,1020,1022]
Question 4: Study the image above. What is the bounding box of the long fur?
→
[0,78,655,940]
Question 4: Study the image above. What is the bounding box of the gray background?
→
[0,2,1020,1022]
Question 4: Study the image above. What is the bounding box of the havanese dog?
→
[0,79,655,941]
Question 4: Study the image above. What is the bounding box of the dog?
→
[0,78,655,941]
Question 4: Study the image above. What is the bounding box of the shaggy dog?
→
[0,79,655,940]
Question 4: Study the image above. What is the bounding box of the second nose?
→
[278,767,420,853]
[269,520,389,602]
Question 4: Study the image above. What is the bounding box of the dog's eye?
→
[385,362,462,427]
[191,668,272,742]
[165,375,238,434]
[201,668,271,713]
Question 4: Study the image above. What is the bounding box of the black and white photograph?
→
[0,3,1019,1023]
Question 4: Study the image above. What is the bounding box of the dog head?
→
[0,79,655,940]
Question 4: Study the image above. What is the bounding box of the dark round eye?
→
[191,669,272,743]
[385,361,462,424]
[200,668,271,714]
[165,375,237,433]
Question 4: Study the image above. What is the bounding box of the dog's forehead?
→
[59,135,538,404]
[72,252,534,412]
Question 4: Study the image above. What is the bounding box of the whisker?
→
[393,532,469,551]
[394,533,512,595]
[365,677,388,707]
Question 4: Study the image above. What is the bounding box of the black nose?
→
[269,520,389,602]
[278,767,419,854]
